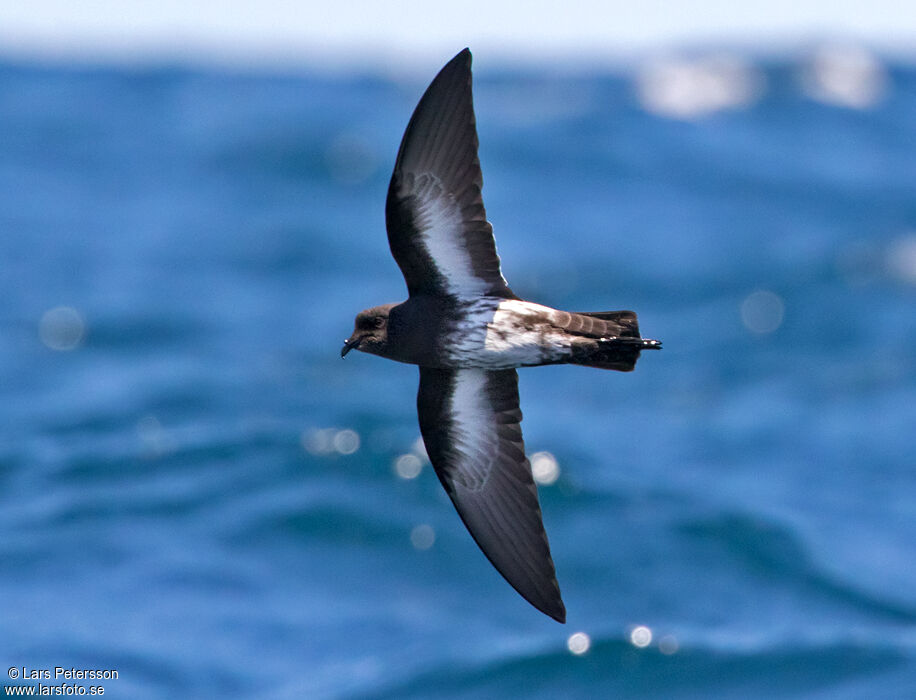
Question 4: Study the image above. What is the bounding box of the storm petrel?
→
[342,48,660,623]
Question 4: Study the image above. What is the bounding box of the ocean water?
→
[1,51,914,698]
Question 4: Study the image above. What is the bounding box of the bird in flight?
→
[342,48,660,623]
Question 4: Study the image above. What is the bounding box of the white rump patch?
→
[444,299,572,368]
[483,300,570,365]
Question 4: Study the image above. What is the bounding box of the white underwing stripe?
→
[448,369,492,490]
[410,173,492,298]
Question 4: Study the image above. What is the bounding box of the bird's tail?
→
[567,310,661,372]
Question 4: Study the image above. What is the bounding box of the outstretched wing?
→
[417,367,565,622]
[386,48,514,301]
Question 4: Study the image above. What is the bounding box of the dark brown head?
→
[341,304,395,358]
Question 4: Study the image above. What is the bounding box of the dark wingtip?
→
[548,602,567,624]
[527,588,566,623]
[449,47,472,69]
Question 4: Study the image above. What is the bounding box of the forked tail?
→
[567,310,662,372]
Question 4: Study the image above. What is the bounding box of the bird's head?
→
[341,304,395,358]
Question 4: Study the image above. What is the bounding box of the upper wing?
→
[385,48,514,301]
[417,367,565,622]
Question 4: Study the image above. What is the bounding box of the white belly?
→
[445,299,572,369]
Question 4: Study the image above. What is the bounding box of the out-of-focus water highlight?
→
[1,47,914,698]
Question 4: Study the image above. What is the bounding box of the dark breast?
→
[387,297,453,367]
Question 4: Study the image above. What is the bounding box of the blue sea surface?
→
[1,52,914,698]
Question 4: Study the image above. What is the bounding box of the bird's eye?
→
[373,316,385,329]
